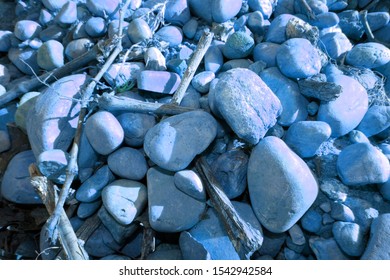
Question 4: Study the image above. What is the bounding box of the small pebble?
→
[103,62,145,88]
[307,101,319,116]
[85,224,121,258]
[137,70,181,94]
[319,32,353,59]
[257,231,286,258]
[174,170,206,202]
[349,130,370,144]
[330,202,355,222]
[144,47,166,71]
[116,112,156,147]
[179,231,211,260]
[309,237,349,260]
[39,25,66,42]
[107,147,148,180]
[332,221,366,257]
[222,31,255,59]
[102,179,147,225]
[183,18,198,39]
[37,40,64,70]
[14,20,42,41]
[85,17,107,37]
[65,38,93,60]
[127,18,152,43]
[55,1,77,26]
[8,47,40,75]
[253,42,281,67]
[191,71,215,93]
[288,224,306,246]
[77,200,102,219]
[356,105,390,137]
[85,111,124,156]
[155,26,184,46]
[301,209,322,233]
[204,45,224,73]
[337,142,390,186]
[248,0,273,19]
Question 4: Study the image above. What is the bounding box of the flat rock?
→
[85,111,124,156]
[284,121,332,158]
[103,62,145,88]
[137,70,181,94]
[317,74,368,137]
[144,111,217,171]
[26,74,86,158]
[332,221,366,257]
[337,142,390,186]
[102,179,147,226]
[248,136,319,233]
[147,167,206,232]
[361,214,390,259]
[276,38,322,79]
[76,165,115,203]
[107,147,148,180]
[259,67,308,126]
[1,150,41,204]
[356,105,390,137]
[210,68,282,145]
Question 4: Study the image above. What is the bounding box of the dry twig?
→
[360,10,390,48]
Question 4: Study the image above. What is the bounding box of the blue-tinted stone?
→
[301,209,322,233]
[155,26,183,46]
[55,1,77,25]
[0,130,11,153]
[253,42,281,67]
[179,231,211,260]
[64,38,93,60]
[309,237,349,260]
[338,10,364,41]
[220,58,252,71]
[309,12,339,28]
[210,68,282,144]
[8,47,39,75]
[137,70,181,94]
[107,147,148,180]
[374,23,390,44]
[127,18,152,43]
[86,0,119,18]
[337,142,390,186]
[349,130,370,144]
[0,31,12,52]
[85,17,107,37]
[284,121,331,158]
[294,0,328,14]
[37,40,64,71]
[361,214,390,259]
[367,12,390,32]
[248,0,273,19]
[104,62,144,88]
[356,105,390,137]
[147,167,206,232]
[204,45,224,73]
[174,170,206,202]
[346,42,390,69]
[247,11,266,35]
[380,179,390,201]
[259,67,309,126]
[222,31,255,59]
[146,244,183,260]
[183,18,198,39]
[77,200,101,219]
[144,111,217,171]
[330,202,355,222]
[14,20,42,41]
[37,149,69,184]
[332,221,366,257]
[248,136,319,233]
[85,223,121,258]
[318,32,352,59]
[265,14,299,43]
[164,0,191,26]
[257,231,286,258]
[188,0,242,24]
[191,71,215,93]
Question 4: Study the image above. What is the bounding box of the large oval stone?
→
[26,74,86,158]
[248,136,319,233]
[210,68,282,145]
[317,74,368,137]
[188,0,242,24]
[144,111,218,171]
[361,214,390,259]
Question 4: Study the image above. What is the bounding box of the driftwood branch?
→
[170,31,214,105]
[97,92,197,115]
[194,157,263,260]
[136,211,156,260]
[45,0,132,246]
[29,164,88,260]
[360,10,390,48]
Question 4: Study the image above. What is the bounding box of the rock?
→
[284,121,332,158]
[39,25,67,42]
[380,179,390,201]
[288,224,306,246]
[39,9,54,26]
[0,130,11,153]
[64,38,93,60]
[266,14,299,43]
[276,38,322,79]
[102,179,147,226]
[222,31,255,59]
[259,67,308,126]
[253,42,281,67]
[1,150,41,204]
[330,202,355,222]
[248,136,319,233]
[8,47,39,75]
[356,105,390,137]
[14,20,42,41]
[337,142,390,186]
[55,1,77,25]
[317,74,368,137]
[85,111,124,155]
[144,111,217,171]
[107,147,148,180]
[146,244,183,260]
[211,149,248,199]
[174,170,206,202]
[26,74,86,158]
[85,223,121,258]
[300,209,322,233]
[120,230,143,258]
[37,40,64,71]
[179,231,211,260]
[76,165,115,203]
[188,0,242,24]
[86,0,119,18]
[77,200,101,219]
[127,18,152,43]
[349,130,370,144]
[137,70,181,94]
[163,0,191,26]
[41,0,68,11]
[210,68,282,144]
[332,221,366,257]
[318,32,353,59]
[183,18,198,39]
[309,237,349,260]
[101,255,131,260]
[257,231,287,258]
[0,31,12,52]
[0,64,10,85]
[361,214,390,259]
[204,45,224,73]
[144,47,166,71]
[191,71,215,93]
[147,167,206,232]
[103,62,144,88]
[155,26,183,46]
[374,23,390,44]
[37,149,69,184]
[346,42,390,69]
[309,12,339,28]
[221,58,252,71]
[248,0,273,19]
[85,17,107,37]
[338,10,364,41]
[367,12,390,32]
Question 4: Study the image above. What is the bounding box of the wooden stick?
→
[29,164,88,260]
[170,32,214,105]
[360,10,390,48]
[45,0,132,243]
[98,92,197,115]
[194,157,263,260]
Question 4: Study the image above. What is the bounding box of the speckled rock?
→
[361,214,390,259]
[317,74,368,137]
[191,71,215,93]
[210,68,282,144]
[248,136,319,233]
[147,167,206,232]
[284,121,332,158]
[102,179,147,226]
[346,42,390,69]
[85,111,124,156]
[337,142,390,186]
[1,150,41,204]
[144,111,217,171]
[107,147,148,180]
[222,31,255,59]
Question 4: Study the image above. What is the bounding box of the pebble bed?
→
[1,0,390,260]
